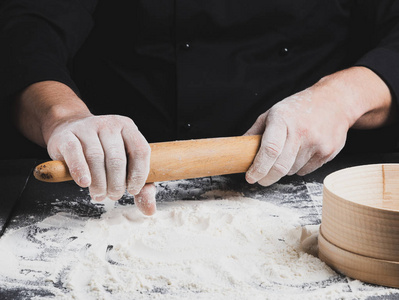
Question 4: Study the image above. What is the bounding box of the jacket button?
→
[279,47,289,56]
[181,123,192,132]
[179,42,191,50]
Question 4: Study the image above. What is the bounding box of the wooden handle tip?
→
[33,161,72,183]
[34,163,54,182]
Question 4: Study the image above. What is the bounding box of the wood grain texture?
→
[33,160,71,183]
[318,229,399,288]
[321,164,399,261]
[34,135,262,184]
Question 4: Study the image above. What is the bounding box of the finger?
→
[99,130,127,201]
[134,183,156,216]
[246,118,287,184]
[244,112,268,136]
[257,136,300,186]
[297,147,340,176]
[123,125,151,196]
[296,154,325,176]
[78,132,107,202]
[287,146,314,175]
[57,134,91,188]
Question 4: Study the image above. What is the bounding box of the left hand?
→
[245,87,349,186]
[244,67,394,186]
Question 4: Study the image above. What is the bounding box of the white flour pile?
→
[0,189,396,299]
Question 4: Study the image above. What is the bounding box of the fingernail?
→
[127,189,137,196]
[245,171,256,184]
[79,175,91,187]
[93,194,105,202]
[127,186,141,196]
[136,196,157,216]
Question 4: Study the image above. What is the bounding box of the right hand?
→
[46,114,156,215]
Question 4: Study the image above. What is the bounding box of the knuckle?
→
[132,142,151,159]
[272,162,290,176]
[316,144,335,159]
[85,149,105,163]
[261,142,281,159]
[123,116,137,128]
[268,106,287,120]
[107,155,127,169]
[115,115,138,131]
[106,143,126,159]
[62,139,80,153]
[296,127,309,139]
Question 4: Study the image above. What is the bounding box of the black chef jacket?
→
[1,0,399,155]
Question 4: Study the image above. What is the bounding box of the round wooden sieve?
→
[318,229,399,288]
[321,164,399,261]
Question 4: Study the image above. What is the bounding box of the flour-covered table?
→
[1,154,399,299]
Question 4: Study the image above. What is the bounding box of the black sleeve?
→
[354,0,399,103]
[0,0,97,100]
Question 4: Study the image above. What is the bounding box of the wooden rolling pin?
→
[34,135,262,183]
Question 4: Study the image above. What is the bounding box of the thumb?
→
[134,183,157,216]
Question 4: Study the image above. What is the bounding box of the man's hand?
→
[15,81,156,215]
[46,115,156,215]
[245,67,395,186]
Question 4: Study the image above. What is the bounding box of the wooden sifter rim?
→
[318,228,399,288]
[321,163,399,262]
[323,163,399,212]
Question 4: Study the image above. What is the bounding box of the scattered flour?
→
[0,189,396,299]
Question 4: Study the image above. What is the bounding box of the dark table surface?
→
[2,153,399,299]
